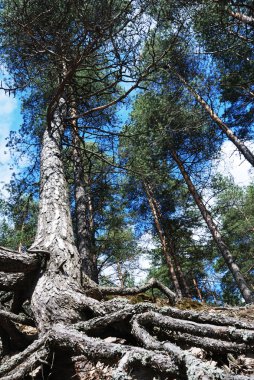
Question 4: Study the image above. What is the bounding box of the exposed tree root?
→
[0,310,34,327]
[0,346,48,380]
[1,249,254,379]
[0,337,46,376]
[1,290,254,379]
[1,301,253,379]
[0,248,42,273]
[0,273,26,291]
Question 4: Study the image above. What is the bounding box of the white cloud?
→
[213,140,254,186]
[137,232,158,250]
[0,92,17,115]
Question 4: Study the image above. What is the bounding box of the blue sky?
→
[0,91,22,196]
[0,88,254,199]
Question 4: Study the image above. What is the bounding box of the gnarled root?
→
[1,301,254,379]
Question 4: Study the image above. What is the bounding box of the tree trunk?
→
[171,149,254,304]
[166,223,191,297]
[68,93,98,283]
[116,261,125,288]
[143,180,183,298]
[227,9,254,25]
[29,103,90,332]
[30,107,81,281]
[73,131,98,283]
[172,250,191,297]
[193,278,203,302]
[167,65,254,168]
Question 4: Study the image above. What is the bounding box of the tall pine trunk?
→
[171,149,254,303]
[171,244,191,298]
[143,181,183,297]
[73,133,98,283]
[70,97,98,283]
[29,103,89,332]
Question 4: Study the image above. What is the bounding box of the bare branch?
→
[99,277,176,303]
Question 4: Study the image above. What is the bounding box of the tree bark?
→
[193,278,203,302]
[166,223,191,297]
[70,97,98,283]
[143,180,183,298]
[73,133,98,283]
[171,149,254,304]
[227,9,254,25]
[28,103,90,332]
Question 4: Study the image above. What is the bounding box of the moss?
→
[129,293,155,304]
[176,298,206,310]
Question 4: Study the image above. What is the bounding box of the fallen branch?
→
[99,277,176,303]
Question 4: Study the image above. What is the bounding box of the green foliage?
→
[211,176,254,303]
[0,194,38,250]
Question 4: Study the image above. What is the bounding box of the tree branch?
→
[99,277,176,303]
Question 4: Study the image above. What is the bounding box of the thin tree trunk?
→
[172,250,191,297]
[167,65,254,168]
[143,181,183,298]
[213,0,254,25]
[70,99,98,283]
[116,261,125,288]
[193,278,203,302]
[166,223,191,297]
[228,9,254,25]
[171,149,254,303]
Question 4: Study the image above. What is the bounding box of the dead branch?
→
[99,277,176,303]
